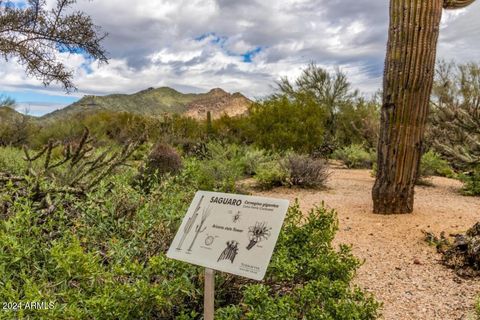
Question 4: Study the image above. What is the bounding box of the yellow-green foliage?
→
[476,298,480,319]
[255,160,289,189]
[419,150,455,178]
[333,144,375,169]
[247,95,328,153]
[0,154,380,318]
[0,146,25,174]
[336,97,380,149]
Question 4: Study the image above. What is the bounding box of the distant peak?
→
[208,88,227,95]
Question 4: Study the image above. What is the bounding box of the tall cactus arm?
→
[443,0,476,9]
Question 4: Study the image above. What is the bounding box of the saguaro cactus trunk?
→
[372,0,476,214]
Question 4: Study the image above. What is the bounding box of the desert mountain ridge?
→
[40,86,252,121]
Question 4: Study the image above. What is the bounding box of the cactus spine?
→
[372,0,476,214]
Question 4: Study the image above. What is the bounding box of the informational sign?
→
[167,191,290,280]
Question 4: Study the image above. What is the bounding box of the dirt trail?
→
[256,167,480,320]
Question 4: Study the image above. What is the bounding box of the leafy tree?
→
[0,0,107,91]
[372,0,476,214]
[248,94,328,153]
[336,95,380,149]
[277,63,357,141]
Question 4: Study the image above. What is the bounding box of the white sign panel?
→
[167,191,289,280]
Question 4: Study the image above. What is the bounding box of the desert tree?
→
[0,0,107,91]
[277,63,357,140]
[372,0,476,214]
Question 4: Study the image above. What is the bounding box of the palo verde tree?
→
[372,0,476,214]
[277,63,357,152]
[0,0,107,91]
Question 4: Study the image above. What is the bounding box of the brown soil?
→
[256,167,480,320]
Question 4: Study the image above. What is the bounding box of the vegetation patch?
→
[425,223,480,278]
[332,144,374,169]
[0,140,380,318]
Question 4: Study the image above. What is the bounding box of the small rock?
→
[414,258,422,265]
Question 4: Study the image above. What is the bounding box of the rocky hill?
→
[0,106,35,124]
[41,87,251,121]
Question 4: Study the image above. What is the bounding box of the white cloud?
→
[1,0,480,115]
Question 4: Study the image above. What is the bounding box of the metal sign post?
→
[204,268,215,320]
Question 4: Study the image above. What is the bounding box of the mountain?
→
[41,87,252,121]
[0,106,36,125]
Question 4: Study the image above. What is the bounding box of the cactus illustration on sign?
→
[187,205,212,252]
[218,240,239,263]
[176,195,204,250]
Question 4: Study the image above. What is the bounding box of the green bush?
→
[460,167,480,196]
[247,95,328,154]
[188,142,246,192]
[335,97,380,150]
[419,150,455,179]
[240,146,274,176]
[0,146,26,175]
[216,201,380,319]
[254,160,289,189]
[255,153,330,190]
[0,144,380,319]
[333,144,374,169]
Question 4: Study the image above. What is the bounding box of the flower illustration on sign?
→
[246,221,271,250]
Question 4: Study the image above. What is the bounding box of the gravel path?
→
[256,167,480,320]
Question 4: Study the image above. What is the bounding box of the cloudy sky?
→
[1,0,480,116]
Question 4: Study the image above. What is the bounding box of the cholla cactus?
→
[430,62,480,170]
[373,0,477,214]
[0,128,141,210]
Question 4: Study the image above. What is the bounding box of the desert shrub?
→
[1,130,141,213]
[0,118,37,147]
[211,114,254,144]
[418,150,455,179]
[0,143,379,319]
[281,154,330,188]
[82,111,152,144]
[0,146,26,175]
[179,140,209,159]
[144,143,183,176]
[240,146,274,176]
[254,160,289,189]
[160,114,206,145]
[459,167,480,196]
[333,144,374,169]
[29,119,85,148]
[188,142,246,192]
[216,201,380,319]
[247,95,328,153]
[335,96,380,149]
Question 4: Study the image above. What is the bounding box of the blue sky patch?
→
[242,47,262,63]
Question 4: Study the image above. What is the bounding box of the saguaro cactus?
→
[372,0,476,214]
